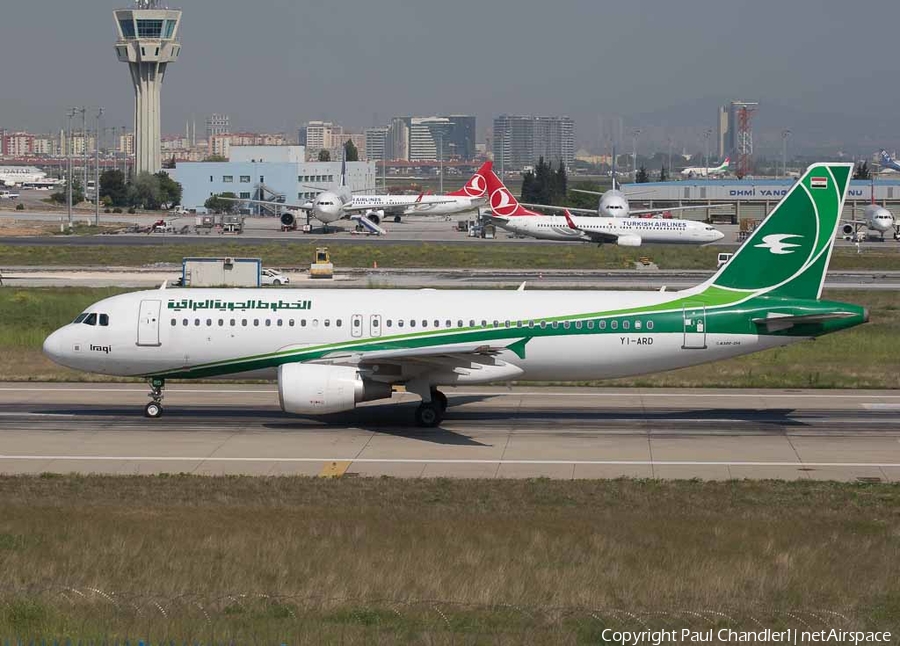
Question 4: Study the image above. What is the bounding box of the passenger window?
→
[528,321,535,328]
[194,319,200,326]
[265,319,271,326]
[289,320,295,327]
[218,319,224,326]
[312,319,319,327]
[170,319,176,326]
[99,314,109,327]
[540,321,546,329]
[324,320,330,327]
[575,321,582,329]
[277,319,283,327]
[253,319,259,327]
[635,320,642,330]
[551,321,558,329]
[481,320,487,327]
[207,319,212,326]
[434,320,440,328]
[84,313,97,326]
[387,320,392,327]
[623,321,630,330]
[398,320,404,328]
[611,320,618,330]
[505,321,511,328]
[587,321,594,329]
[336,319,342,327]
[230,319,236,326]
[301,320,307,327]
[599,321,606,330]
[493,320,499,328]
[446,320,452,328]
[469,320,475,327]
[183,318,188,326]
[410,320,416,327]
[647,321,654,330]
[563,321,570,329]
[242,319,248,326]
[458,320,464,327]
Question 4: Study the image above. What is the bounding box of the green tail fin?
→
[706,163,853,300]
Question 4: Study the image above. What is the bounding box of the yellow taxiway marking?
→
[319,460,352,478]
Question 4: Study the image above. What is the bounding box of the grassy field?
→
[0,476,897,642]
[1,241,900,271]
[0,287,896,388]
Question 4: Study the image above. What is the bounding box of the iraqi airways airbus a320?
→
[44,163,866,426]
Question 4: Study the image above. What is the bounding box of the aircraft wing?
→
[310,339,531,381]
[628,204,732,216]
[521,202,598,215]
[561,210,619,243]
[219,197,312,212]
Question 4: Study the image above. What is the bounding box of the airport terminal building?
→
[169,146,376,214]
[627,178,900,222]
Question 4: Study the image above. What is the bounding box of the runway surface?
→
[1,384,899,481]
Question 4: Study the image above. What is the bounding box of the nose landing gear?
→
[144,377,165,418]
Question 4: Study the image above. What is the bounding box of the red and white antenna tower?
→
[735,102,759,178]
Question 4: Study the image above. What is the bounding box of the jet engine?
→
[842,223,855,241]
[278,363,392,415]
[280,212,297,230]
[365,210,384,225]
[616,234,642,247]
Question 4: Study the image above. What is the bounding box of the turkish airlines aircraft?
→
[230,161,489,230]
[44,164,865,427]
[484,170,724,246]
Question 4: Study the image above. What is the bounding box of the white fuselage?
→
[864,204,896,233]
[598,189,630,217]
[680,165,728,178]
[496,214,725,245]
[350,194,484,217]
[42,288,792,383]
[0,166,47,186]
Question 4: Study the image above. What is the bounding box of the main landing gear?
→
[144,377,165,418]
[414,388,448,428]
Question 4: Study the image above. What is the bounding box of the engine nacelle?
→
[841,223,854,236]
[616,234,642,247]
[365,209,384,225]
[278,363,392,415]
[281,212,297,229]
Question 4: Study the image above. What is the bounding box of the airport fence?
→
[1,586,897,645]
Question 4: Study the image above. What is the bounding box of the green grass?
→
[0,476,897,642]
[1,241,899,270]
[0,287,896,387]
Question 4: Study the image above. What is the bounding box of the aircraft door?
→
[682,304,707,350]
[351,314,363,338]
[370,314,382,337]
[137,300,162,347]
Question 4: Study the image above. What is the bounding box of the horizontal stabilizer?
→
[752,311,856,332]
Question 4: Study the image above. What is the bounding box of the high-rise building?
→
[206,114,230,139]
[365,127,389,161]
[114,1,182,175]
[303,121,342,151]
[492,115,575,171]
[2,132,35,157]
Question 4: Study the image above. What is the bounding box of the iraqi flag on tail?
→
[810,176,828,189]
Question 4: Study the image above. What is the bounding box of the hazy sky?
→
[2,0,899,151]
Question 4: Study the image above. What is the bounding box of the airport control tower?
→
[114,1,182,175]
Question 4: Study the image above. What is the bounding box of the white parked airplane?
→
[43,163,865,427]
[0,165,51,187]
[680,157,730,178]
[484,169,724,246]
[229,160,489,231]
[841,203,898,241]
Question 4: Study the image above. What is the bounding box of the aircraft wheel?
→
[415,401,443,428]
[394,215,401,223]
[431,388,448,413]
[144,402,163,418]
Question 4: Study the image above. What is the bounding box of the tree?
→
[318,149,331,162]
[99,170,129,207]
[658,166,668,182]
[520,170,536,202]
[853,161,871,180]
[344,139,359,162]
[553,161,567,204]
[155,171,183,208]
[162,156,177,169]
[204,192,240,214]
[203,154,227,162]
[636,165,649,183]
[50,178,84,205]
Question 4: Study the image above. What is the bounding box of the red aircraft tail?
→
[447,161,492,197]
[483,168,542,217]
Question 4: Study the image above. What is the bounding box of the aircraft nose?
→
[714,230,725,241]
[43,329,64,364]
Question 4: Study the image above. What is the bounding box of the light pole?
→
[66,108,77,226]
[438,131,444,195]
[704,128,712,178]
[667,137,673,181]
[95,108,103,226]
[79,107,88,195]
[781,129,791,178]
[631,129,641,181]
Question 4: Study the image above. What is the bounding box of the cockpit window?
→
[83,313,97,326]
[73,313,88,324]
[99,314,109,327]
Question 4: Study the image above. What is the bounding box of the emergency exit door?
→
[682,305,707,350]
[137,300,162,347]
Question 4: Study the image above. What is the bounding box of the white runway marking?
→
[1,387,899,400]
[1,455,898,468]
[0,412,75,417]
[863,403,900,410]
